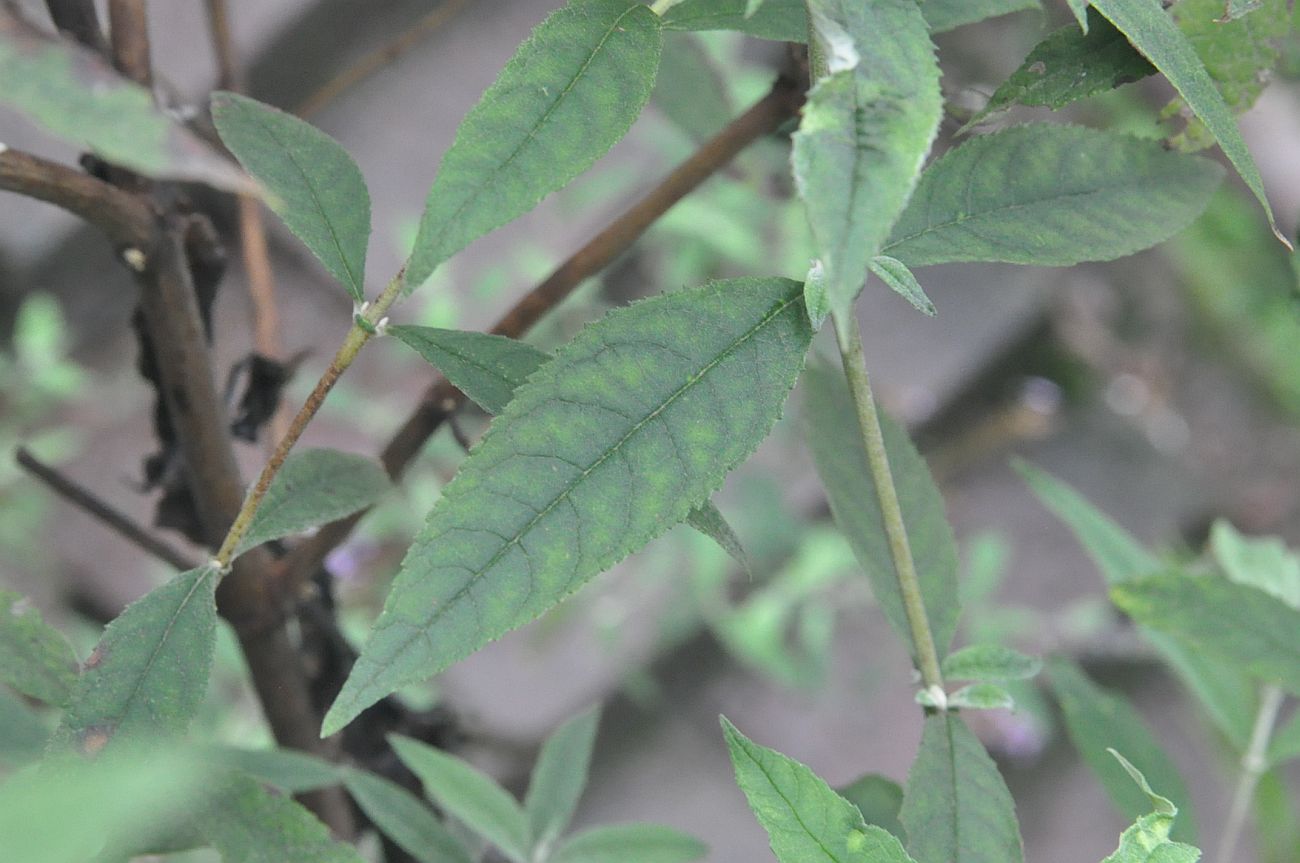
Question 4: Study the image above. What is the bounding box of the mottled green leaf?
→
[922,0,1041,34]
[551,824,708,863]
[406,0,663,286]
[390,735,530,863]
[948,683,1014,711]
[1100,751,1201,863]
[0,12,252,193]
[869,256,934,316]
[900,713,1023,863]
[660,0,807,41]
[343,769,475,863]
[1208,520,1300,609]
[203,745,342,793]
[211,92,371,302]
[236,448,391,556]
[1088,0,1287,246]
[837,774,906,844]
[941,645,1041,683]
[1047,658,1197,842]
[55,566,218,752]
[973,13,1154,122]
[803,363,960,662]
[1112,574,1300,695]
[0,591,77,706]
[652,33,733,143]
[202,774,365,863]
[0,687,49,767]
[327,279,811,733]
[526,705,601,849]
[883,124,1224,267]
[795,0,941,325]
[722,717,918,863]
[392,326,751,570]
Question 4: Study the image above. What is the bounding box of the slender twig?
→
[832,311,945,694]
[107,0,150,87]
[14,447,199,572]
[43,0,107,52]
[295,0,470,119]
[1216,684,1285,863]
[204,0,241,91]
[271,74,805,594]
[213,272,405,569]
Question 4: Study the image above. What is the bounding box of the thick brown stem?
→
[0,149,153,250]
[107,0,151,87]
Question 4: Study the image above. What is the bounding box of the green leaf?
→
[1112,573,1300,695]
[201,774,366,863]
[54,566,218,753]
[1067,0,1090,31]
[869,256,934,317]
[1266,709,1300,766]
[327,278,812,733]
[0,590,78,706]
[236,449,391,556]
[836,774,906,844]
[1088,0,1288,247]
[405,0,663,286]
[883,124,1224,268]
[922,0,1041,34]
[652,33,734,143]
[803,364,960,662]
[342,768,475,863]
[1018,461,1256,748]
[392,326,751,571]
[1046,657,1197,842]
[550,824,708,863]
[0,12,252,193]
[795,0,941,325]
[211,92,371,302]
[1253,769,1300,863]
[1100,751,1201,863]
[972,13,1155,123]
[947,683,1014,711]
[899,713,1023,863]
[390,734,531,863]
[941,645,1041,682]
[722,716,918,863]
[526,705,602,850]
[1208,520,1300,609]
[0,687,49,767]
[660,0,808,41]
[203,746,343,793]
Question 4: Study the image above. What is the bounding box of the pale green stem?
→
[212,271,405,568]
[831,310,945,692]
[1216,684,1285,863]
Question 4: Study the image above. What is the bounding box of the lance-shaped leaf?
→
[722,717,918,863]
[390,735,531,863]
[550,824,707,863]
[922,0,1042,34]
[0,591,78,706]
[201,774,366,863]
[1017,462,1256,748]
[869,256,934,316]
[391,325,749,570]
[837,774,906,843]
[325,278,810,733]
[203,746,343,794]
[882,124,1223,268]
[1067,0,1090,30]
[526,705,602,849]
[343,769,475,863]
[405,0,663,286]
[211,92,371,302]
[1047,657,1197,842]
[55,566,218,753]
[652,33,734,144]
[803,364,960,662]
[0,12,252,193]
[659,0,808,41]
[235,448,391,556]
[900,713,1023,863]
[1112,574,1300,695]
[941,645,1041,683]
[795,0,941,326]
[1100,751,1201,863]
[948,683,1014,711]
[1088,0,1288,246]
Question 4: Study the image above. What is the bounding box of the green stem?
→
[212,271,405,568]
[831,310,945,693]
[1215,684,1284,863]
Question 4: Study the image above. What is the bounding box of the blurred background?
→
[1,0,1298,860]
